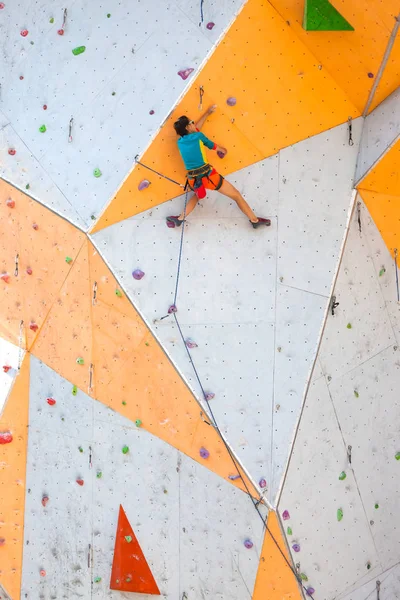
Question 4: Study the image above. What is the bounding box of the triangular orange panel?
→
[357,189,400,258]
[357,139,400,197]
[110,505,160,595]
[253,511,302,600]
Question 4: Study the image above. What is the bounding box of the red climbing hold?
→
[0,538,5,546]
[6,198,15,208]
[76,478,84,486]
[40,569,46,577]
[0,3,5,9]
[43,104,48,110]
[46,398,56,406]
[8,148,16,155]
[177,68,194,80]
[26,267,32,275]
[0,431,13,444]
[29,322,38,332]
[3,365,11,373]
[110,505,160,594]
[32,222,39,230]
[57,29,64,35]
[368,72,374,78]
[41,496,49,507]
[0,273,10,283]
[20,29,28,37]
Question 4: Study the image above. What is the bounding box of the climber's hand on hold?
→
[216,145,227,157]
[207,104,217,114]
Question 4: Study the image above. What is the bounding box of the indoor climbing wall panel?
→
[340,563,400,600]
[92,0,360,231]
[0,338,20,415]
[92,119,362,504]
[358,138,400,197]
[280,202,400,598]
[22,357,266,599]
[355,86,400,184]
[0,355,30,600]
[0,0,245,229]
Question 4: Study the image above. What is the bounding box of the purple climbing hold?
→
[178,68,194,81]
[206,22,215,30]
[282,510,290,520]
[228,474,241,481]
[138,179,150,191]
[185,338,198,349]
[199,446,209,459]
[259,478,267,489]
[292,543,300,553]
[204,392,215,401]
[226,97,237,106]
[132,269,145,280]
[367,72,374,78]
[149,110,155,115]
[217,150,226,159]
[306,587,315,596]
[244,539,253,549]
[168,304,177,314]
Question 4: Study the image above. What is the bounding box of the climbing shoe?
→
[166,216,184,228]
[251,217,271,229]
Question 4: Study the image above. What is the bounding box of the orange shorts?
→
[187,167,224,199]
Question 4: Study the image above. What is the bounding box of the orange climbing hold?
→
[110,505,160,595]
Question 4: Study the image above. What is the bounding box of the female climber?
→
[167,105,271,229]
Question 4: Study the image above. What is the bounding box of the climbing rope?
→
[134,155,185,188]
[394,249,399,302]
[167,190,315,599]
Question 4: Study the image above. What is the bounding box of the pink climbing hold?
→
[0,3,5,8]
[259,478,267,489]
[138,179,150,191]
[204,392,215,401]
[185,339,198,349]
[306,587,315,596]
[3,365,11,373]
[8,148,16,155]
[178,68,194,80]
[282,510,290,520]
[57,28,64,35]
[292,543,300,553]
[226,97,237,106]
[6,198,15,208]
[132,269,145,280]
[40,569,46,577]
[199,446,209,459]
[46,398,56,406]
[368,72,374,78]
[149,110,155,115]
[168,304,177,314]
[32,222,39,230]
[76,478,84,486]
[0,431,13,444]
[20,29,29,37]
[0,538,5,546]
[206,22,215,30]
[43,104,48,110]
[26,267,33,275]
[244,539,253,549]
[41,496,49,507]
[29,322,38,332]
[1,273,10,283]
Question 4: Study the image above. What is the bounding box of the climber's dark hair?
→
[174,115,190,137]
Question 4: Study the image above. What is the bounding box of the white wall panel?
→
[0,337,20,416]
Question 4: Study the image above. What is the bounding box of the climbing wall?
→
[0,338,20,415]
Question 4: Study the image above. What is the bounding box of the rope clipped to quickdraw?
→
[198,86,204,110]
[92,281,97,306]
[134,155,184,188]
[17,320,25,372]
[348,116,354,146]
[347,445,352,465]
[394,248,400,301]
[357,201,362,233]
[68,117,74,143]
[330,295,339,316]
[199,0,204,26]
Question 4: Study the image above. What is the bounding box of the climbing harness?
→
[14,253,19,277]
[330,295,339,316]
[134,155,185,188]
[395,249,400,302]
[357,201,362,233]
[198,85,204,110]
[347,116,354,146]
[68,117,74,143]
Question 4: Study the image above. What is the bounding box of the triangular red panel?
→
[110,505,160,595]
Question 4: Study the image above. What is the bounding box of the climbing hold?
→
[76,357,84,365]
[94,577,102,583]
[29,322,38,332]
[374,503,379,509]
[149,110,155,115]
[292,543,300,552]
[259,478,267,488]
[367,561,371,570]
[368,72,374,78]
[3,365,11,373]
[26,267,33,275]
[115,289,123,297]
[228,474,241,481]
[337,508,344,521]
[379,267,386,276]
[132,269,145,280]
[76,478,84,486]
[19,75,24,80]
[107,13,111,17]
[138,179,150,191]
[0,3,5,8]
[287,527,293,535]
[0,538,5,546]
[122,401,127,406]
[57,28,64,35]
[168,304,177,314]
[41,496,49,507]
[339,471,347,480]
[354,390,359,398]
[0,431,13,444]
[46,398,56,406]
[346,323,352,329]
[126,576,132,583]
[300,573,308,581]
[0,273,10,283]
[65,256,73,264]
[306,587,315,597]
[217,149,226,159]
[135,419,142,427]
[32,223,39,230]
[177,68,194,80]
[303,0,354,31]
[112,91,116,96]
[26,183,30,189]
[226,97,237,106]
[49,17,54,23]
[204,392,215,401]
[185,339,198,349]
[8,148,16,155]
[72,46,86,55]
[125,535,132,543]
[199,446,209,459]
[244,539,253,549]
[20,29,29,37]
[39,569,46,577]
[122,445,129,454]
[206,22,215,30]
[395,452,400,460]
[78,446,83,453]
[96,470,102,478]
[72,385,78,396]
[6,198,15,208]
[282,510,290,520]
[93,168,102,178]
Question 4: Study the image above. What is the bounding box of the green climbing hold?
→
[300,573,308,582]
[112,92,116,96]
[49,17,54,23]
[94,576,101,583]
[303,0,354,31]
[93,168,102,178]
[287,526,292,535]
[374,503,379,509]
[135,419,142,427]
[339,471,347,481]
[107,13,111,18]
[39,125,46,133]
[145,342,150,347]
[91,215,96,220]
[72,46,86,56]
[337,508,344,522]
[347,323,352,329]
[65,256,73,264]
[26,184,30,190]
[379,267,386,277]
[122,445,129,454]
[115,289,123,297]
[354,390,359,398]
[96,471,102,478]
[125,535,132,543]
[76,357,84,365]
[78,446,83,453]
[367,561,371,570]
[395,452,400,460]
[122,401,127,406]
[72,385,78,396]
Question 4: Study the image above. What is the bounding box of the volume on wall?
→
[1,1,400,599]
